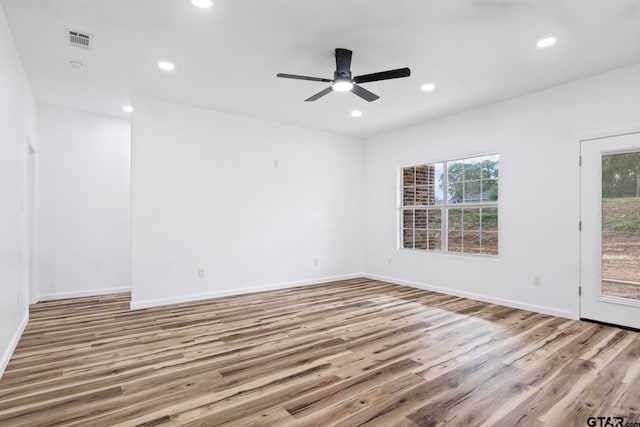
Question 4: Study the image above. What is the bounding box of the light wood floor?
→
[1,278,639,426]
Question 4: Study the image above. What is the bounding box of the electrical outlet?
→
[532,275,541,286]
[387,258,393,266]
[198,268,205,279]
[313,258,319,266]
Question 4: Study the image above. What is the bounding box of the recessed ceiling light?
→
[351,110,362,118]
[421,83,436,92]
[123,105,133,113]
[192,0,212,8]
[158,61,175,71]
[536,37,557,48]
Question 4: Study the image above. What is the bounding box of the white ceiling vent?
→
[67,28,93,50]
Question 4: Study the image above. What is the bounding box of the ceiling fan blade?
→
[277,73,332,83]
[353,67,411,84]
[305,86,333,102]
[351,84,379,102]
[335,48,353,75]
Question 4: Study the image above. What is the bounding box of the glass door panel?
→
[601,152,640,300]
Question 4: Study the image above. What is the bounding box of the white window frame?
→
[399,153,499,256]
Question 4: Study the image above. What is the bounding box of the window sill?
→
[397,247,500,261]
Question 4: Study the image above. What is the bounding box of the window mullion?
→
[443,161,448,253]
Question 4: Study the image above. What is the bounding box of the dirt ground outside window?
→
[602,197,640,300]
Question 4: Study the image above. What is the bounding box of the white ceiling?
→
[2,0,640,138]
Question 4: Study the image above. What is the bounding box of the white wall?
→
[0,4,36,377]
[37,106,131,300]
[363,64,640,319]
[130,97,363,308]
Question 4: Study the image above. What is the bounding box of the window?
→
[400,154,499,256]
[402,164,444,251]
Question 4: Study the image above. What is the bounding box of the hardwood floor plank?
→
[0,278,639,426]
[283,358,423,419]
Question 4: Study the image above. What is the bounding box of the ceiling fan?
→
[277,48,410,102]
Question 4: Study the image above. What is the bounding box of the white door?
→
[580,131,640,329]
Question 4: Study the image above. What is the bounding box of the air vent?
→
[67,28,93,50]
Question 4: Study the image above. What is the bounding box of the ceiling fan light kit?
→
[332,78,354,92]
[277,48,410,102]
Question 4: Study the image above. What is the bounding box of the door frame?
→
[27,140,37,305]
[579,127,640,328]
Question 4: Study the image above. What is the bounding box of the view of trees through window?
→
[401,154,499,256]
[447,156,499,204]
[602,152,640,198]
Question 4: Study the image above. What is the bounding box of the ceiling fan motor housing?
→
[335,48,353,79]
[334,70,352,81]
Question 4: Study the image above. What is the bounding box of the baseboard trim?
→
[364,273,577,320]
[0,310,29,380]
[130,273,364,310]
[38,286,131,302]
